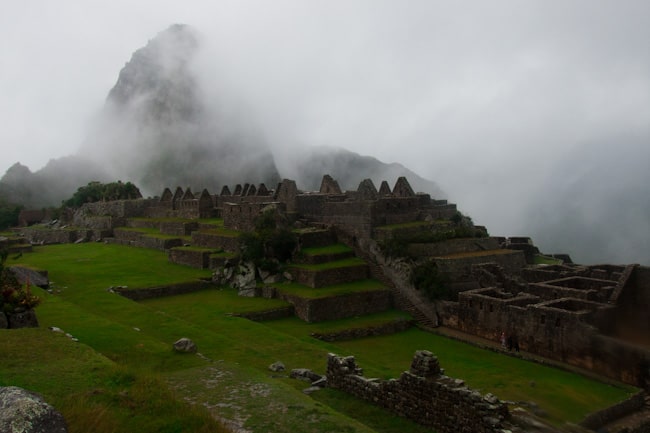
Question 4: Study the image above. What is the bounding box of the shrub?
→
[410,261,450,301]
[0,249,40,313]
[239,209,297,266]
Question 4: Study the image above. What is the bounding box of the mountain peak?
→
[106,24,200,122]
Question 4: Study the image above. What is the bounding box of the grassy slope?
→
[1,243,638,432]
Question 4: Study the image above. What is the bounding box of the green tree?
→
[410,261,450,301]
[0,199,22,230]
[63,181,142,208]
[239,209,297,269]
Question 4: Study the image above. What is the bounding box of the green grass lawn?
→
[290,257,366,271]
[273,279,386,299]
[1,242,638,432]
[300,243,353,256]
[534,254,564,265]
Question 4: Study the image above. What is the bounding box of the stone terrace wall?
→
[191,232,240,252]
[168,248,213,269]
[273,289,392,322]
[407,238,500,257]
[580,390,647,430]
[22,227,109,244]
[289,264,369,288]
[115,280,213,300]
[327,351,509,433]
[311,319,415,342]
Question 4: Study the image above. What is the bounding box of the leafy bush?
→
[239,209,297,266]
[410,261,450,301]
[0,199,22,230]
[63,181,142,208]
[0,249,40,313]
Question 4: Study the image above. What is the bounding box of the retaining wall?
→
[274,289,392,322]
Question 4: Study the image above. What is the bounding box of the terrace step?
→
[191,230,239,252]
[112,228,184,251]
[295,244,355,265]
[269,281,392,322]
[295,228,336,249]
[289,259,369,288]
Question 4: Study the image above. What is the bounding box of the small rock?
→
[484,393,499,404]
[302,386,321,394]
[173,337,197,353]
[269,361,285,372]
[312,377,327,388]
[290,368,322,383]
[282,271,293,282]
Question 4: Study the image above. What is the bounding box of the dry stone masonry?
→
[327,350,510,433]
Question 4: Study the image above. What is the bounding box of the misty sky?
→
[1,1,649,264]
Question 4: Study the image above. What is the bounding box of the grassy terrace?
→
[374,221,433,231]
[300,243,353,256]
[273,279,386,299]
[438,249,517,259]
[116,226,190,242]
[195,226,241,237]
[0,242,639,432]
[534,254,564,265]
[290,257,366,271]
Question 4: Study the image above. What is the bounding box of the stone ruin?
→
[327,350,510,433]
[15,174,650,391]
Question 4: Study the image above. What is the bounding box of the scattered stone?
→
[290,368,322,383]
[133,327,141,332]
[484,393,499,404]
[173,337,197,353]
[282,271,293,282]
[302,386,321,394]
[312,377,327,388]
[268,361,285,372]
[0,386,68,433]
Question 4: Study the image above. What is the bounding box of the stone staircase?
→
[349,240,438,329]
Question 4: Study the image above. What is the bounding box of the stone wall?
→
[611,265,650,338]
[456,286,650,386]
[160,221,199,236]
[73,198,153,228]
[311,319,415,341]
[580,390,647,430]
[232,306,295,322]
[296,229,336,249]
[191,231,240,252]
[435,250,526,284]
[327,351,510,433]
[22,227,95,244]
[407,238,500,257]
[275,289,392,322]
[115,280,213,300]
[168,248,213,269]
[290,264,369,288]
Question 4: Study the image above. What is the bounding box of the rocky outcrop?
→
[0,386,67,433]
